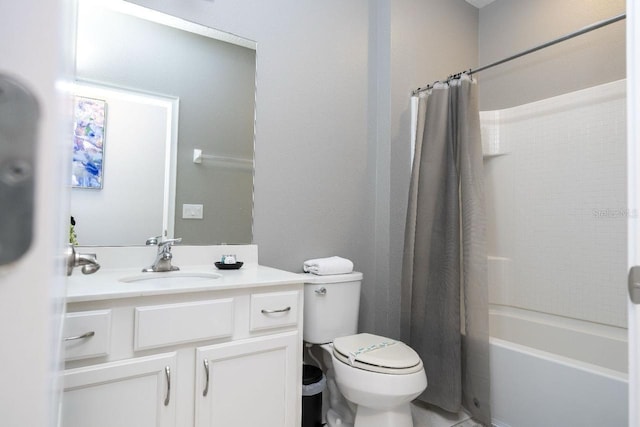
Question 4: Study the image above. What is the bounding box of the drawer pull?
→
[64,331,95,341]
[203,359,210,397]
[164,366,171,406]
[261,306,291,315]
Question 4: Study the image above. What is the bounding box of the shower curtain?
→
[401,76,491,425]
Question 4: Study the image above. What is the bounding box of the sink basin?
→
[120,272,222,284]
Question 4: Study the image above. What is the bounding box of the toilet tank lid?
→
[300,271,363,284]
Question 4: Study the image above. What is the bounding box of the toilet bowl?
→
[329,333,427,427]
[302,273,427,427]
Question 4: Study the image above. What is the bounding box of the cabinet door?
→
[195,331,299,427]
[62,353,177,427]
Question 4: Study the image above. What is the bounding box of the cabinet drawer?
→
[250,291,299,331]
[135,299,234,350]
[63,310,111,361]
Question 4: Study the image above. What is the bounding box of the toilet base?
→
[354,403,413,427]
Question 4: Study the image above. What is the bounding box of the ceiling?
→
[465,0,497,8]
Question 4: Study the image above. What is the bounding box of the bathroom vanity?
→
[62,245,302,427]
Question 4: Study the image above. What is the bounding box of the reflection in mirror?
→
[72,0,256,246]
[71,83,178,244]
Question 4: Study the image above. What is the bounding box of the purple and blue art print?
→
[72,96,106,189]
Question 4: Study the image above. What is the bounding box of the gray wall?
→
[126,0,478,338]
[76,3,255,245]
[478,0,625,110]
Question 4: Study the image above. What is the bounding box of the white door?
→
[629,1,640,426]
[195,332,299,427]
[0,1,72,427]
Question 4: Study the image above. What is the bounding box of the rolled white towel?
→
[303,256,354,275]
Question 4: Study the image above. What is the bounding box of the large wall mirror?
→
[72,0,256,246]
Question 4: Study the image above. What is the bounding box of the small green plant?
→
[69,216,79,245]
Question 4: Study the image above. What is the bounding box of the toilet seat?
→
[333,333,423,375]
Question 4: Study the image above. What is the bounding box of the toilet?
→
[303,272,427,427]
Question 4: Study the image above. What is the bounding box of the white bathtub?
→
[489,306,628,427]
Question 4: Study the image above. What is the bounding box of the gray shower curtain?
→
[401,77,491,425]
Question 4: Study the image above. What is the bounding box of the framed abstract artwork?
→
[72,96,106,189]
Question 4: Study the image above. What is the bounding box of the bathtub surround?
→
[473,2,628,425]
[483,80,627,328]
[402,77,489,425]
[482,80,628,426]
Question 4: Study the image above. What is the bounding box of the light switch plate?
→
[182,204,203,219]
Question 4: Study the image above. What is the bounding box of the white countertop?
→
[66,245,303,303]
[66,264,303,303]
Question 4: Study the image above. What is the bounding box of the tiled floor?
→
[411,401,482,427]
[451,421,484,427]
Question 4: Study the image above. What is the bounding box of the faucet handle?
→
[146,236,162,246]
[159,237,182,248]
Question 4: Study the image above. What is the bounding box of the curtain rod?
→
[412,12,626,96]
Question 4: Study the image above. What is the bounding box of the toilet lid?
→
[333,333,423,375]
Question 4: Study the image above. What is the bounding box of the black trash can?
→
[302,364,326,427]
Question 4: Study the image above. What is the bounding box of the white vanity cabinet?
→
[62,278,303,427]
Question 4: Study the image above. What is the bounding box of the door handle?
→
[629,266,640,304]
[0,74,39,266]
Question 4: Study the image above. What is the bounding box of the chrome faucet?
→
[143,236,182,272]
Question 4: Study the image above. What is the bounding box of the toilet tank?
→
[302,272,363,344]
